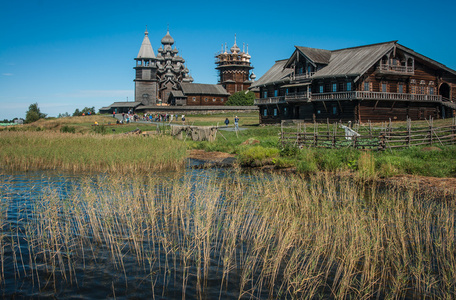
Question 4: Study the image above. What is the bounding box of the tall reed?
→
[3,171,455,298]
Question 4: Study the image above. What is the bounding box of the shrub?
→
[60,125,76,134]
[238,146,279,166]
[92,125,107,135]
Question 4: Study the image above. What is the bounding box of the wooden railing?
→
[293,72,315,80]
[378,63,414,74]
[255,91,443,105]
[254,96,286,105]
[280,118,456,150]
[285,92,310,101]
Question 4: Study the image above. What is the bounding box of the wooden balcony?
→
[254,96,286,105]
[377,63,414,75]
[285,92,310,102]
[312,91,442,102]
[293,72,315,80]
[255,91,443,105]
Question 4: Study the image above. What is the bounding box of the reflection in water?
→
[1,167,455,299]
[0,168,268,299]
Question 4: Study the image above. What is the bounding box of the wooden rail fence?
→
[281,117,456,150]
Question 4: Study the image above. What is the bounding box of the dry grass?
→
[1,171,455,298]
[0,131,187,173]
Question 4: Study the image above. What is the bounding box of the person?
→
[224,118,229,126]
[234,116,239,130]
[181,115,185,124]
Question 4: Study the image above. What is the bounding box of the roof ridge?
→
[332,40,397,52]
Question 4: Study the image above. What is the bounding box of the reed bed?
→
[0,131,187,173]
[1,171,455,298]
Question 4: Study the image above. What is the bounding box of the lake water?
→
[1,164,454,299]
[0,165,276,299]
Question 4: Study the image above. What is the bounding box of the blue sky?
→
[1,0,455,120]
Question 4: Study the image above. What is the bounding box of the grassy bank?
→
[0,131,187,173]
[3,114,456,178]
[3,172,455,298]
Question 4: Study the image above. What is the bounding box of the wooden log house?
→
[250,41,456,124]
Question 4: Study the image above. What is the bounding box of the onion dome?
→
[230,34,240,53]
[161,29,174,45]
[250,72,256,81]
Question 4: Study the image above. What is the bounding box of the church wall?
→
[134,81,157,104]
[185,95,228,106]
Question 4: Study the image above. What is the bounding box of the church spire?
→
[137,26,155,58]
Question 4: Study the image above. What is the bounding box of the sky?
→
[1,0,455,120]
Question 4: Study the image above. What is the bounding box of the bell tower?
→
[134,28,158,105]
[215,35,254,95]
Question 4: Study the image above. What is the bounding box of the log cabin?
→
[250,41,456,124]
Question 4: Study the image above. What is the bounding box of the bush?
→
[226,91,255,106]
[92,125,107,135]
[60,125,76,134]
[238,146,279,166]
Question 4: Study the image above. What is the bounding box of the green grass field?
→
[1,113,455,177]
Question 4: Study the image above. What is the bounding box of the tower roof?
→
[230,34,240,53]
[161,29,175,45]
[137,28,155,58]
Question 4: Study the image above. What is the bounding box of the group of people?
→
[224,116,239,130]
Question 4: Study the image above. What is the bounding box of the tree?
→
[226,90,255,106]
[73,107,95,116]
[25,103,47,124]
[58,112,71,118]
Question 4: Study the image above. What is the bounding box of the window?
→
[263,91,267,98]
[192,97,196,102]
[286,88,289,95]
[420,86,425,94]
[382,83,387,92]
[398,83,403,93]
[332,106,337,115]
[263,109,267,117]
[319,85,324,93]
[347,82,352,91]
[284,107,288,116]
[273,108,278,116]
[364,82,370,91]
[274,90,278,97]
[221,98,224,102]
[204,98,208,102]
[332,83,337,92]
[411,86,416,94]
[213,98,216,102]
[430,87,434,95]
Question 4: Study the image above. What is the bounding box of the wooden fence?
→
[281,117,456,150]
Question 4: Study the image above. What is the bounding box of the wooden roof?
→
[181,83,230,96]
[250,59,293,88]
[312,41,395,79]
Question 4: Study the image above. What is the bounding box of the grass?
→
[2,171,455,298]
[2,114,456,178]
[0,131,187,173]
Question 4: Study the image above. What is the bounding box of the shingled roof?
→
[312,41,396,79]
[250,59,293,88]
[181,83,230,96]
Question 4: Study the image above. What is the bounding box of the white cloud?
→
[2,73,13,76]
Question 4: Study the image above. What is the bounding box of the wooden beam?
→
[374,100,379,110]
[322,101,328,113]
[337,100,343,113]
